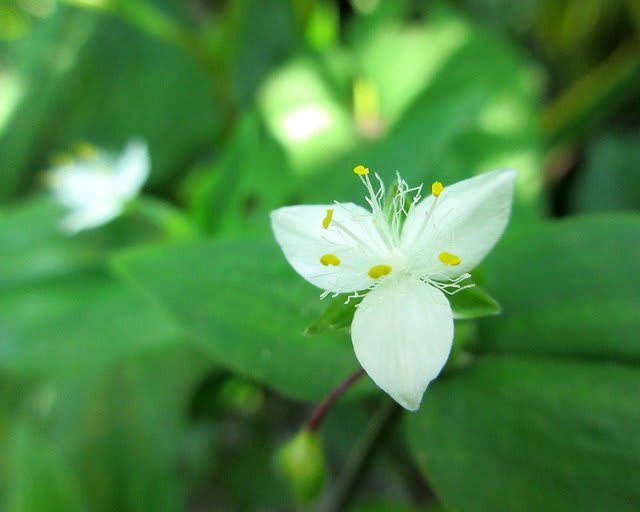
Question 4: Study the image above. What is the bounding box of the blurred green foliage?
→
[0,0,639,511]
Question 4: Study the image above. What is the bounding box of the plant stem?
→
[324,399,400,512]
[542,41,640,148]
[307,368,366,433]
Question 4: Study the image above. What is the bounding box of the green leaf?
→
[0,273,183,379]
[0,197,184,289]
[0,194,188,381]
[227,0,297,107]
[569,134,640,213]
[186,112,294,237]
[55,345,212,512]
[0,198,83,287]
[1,421,86,512]
[449,285,501,320]
[405,356,640,512]
[479,215,640,362]
[112,240,373,402]
[305,295,363,335]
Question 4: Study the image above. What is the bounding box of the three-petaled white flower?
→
[46,140,150,234]
[271,166,516,410]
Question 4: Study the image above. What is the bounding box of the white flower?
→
[46,140,150,234]
[271,166,516,410]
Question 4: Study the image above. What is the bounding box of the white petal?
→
[271,203,389,293]
[50,162,113,210]
[59,201,122,234]
[114,140,150,199]
[401,168,516,278]
[351,277,453,410]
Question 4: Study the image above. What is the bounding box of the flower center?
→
[317,168,465,284]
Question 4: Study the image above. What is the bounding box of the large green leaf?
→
[405,356,640,511]
[0,272,183,379]
[112,239,373,402]
[479,215,640,362]
[0,194,192,384]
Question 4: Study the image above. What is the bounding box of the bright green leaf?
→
[305,294,363,336]
[479,215,640,362]
[112,240,373,402]
[0,273,183,379]
[186,112,294,237]
[449,285,501,320]
[405,356,640,512]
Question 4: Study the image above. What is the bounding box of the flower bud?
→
[276,429,327,504]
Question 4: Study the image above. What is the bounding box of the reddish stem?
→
[307,368,366,432]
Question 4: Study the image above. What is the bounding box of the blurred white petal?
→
[47,139,150,234]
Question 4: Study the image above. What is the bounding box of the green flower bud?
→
[276,429,327,504]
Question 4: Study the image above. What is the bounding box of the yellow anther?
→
[74,142,98,159]
[353,165,370,176]
[368,264,392,279]
[320,254,341,266]
[431,181,444,197]
[438,252,461,266]
[322,209,334,229]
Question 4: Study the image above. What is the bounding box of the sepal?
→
[449,285,501,319]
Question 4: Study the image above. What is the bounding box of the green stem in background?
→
[59,0,235,131]
[291,0,317,34]
[307,368,366,433]
[324,399,400,512]
[542,41,640,148]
